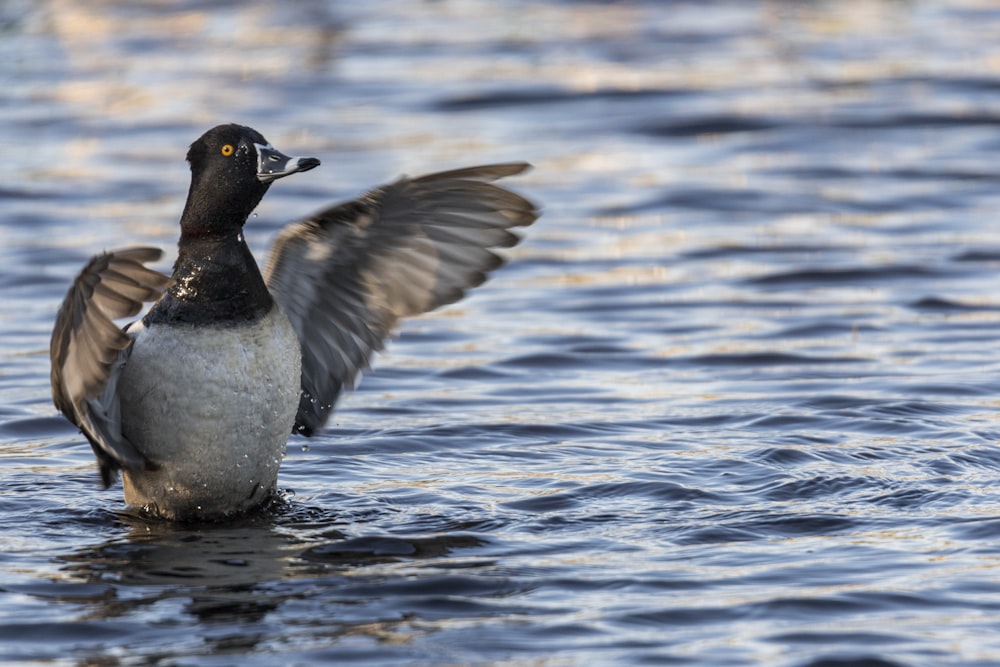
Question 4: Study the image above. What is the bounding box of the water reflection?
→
[61,513,304,588]
[45,508,501,665]
[56,508,492,630]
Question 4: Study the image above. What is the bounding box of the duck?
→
[49,123,538,521]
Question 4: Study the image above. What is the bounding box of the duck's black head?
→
[180,124,320,238]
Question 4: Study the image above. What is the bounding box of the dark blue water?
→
[5,1,1000,665]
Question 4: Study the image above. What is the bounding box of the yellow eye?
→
[221,144,234,156]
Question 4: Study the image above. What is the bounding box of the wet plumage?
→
[49,123,538,520]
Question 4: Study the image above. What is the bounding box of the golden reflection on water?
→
[6,2,1000,663]
[34,0,1000,126]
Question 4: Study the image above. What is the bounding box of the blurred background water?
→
[4,0,1000,665]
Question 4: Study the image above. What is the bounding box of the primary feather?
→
[264,163,538,435]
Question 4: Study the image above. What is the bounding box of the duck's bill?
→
[255,142,321,183]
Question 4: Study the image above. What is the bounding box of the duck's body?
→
[119,304,300,519]
[50,124,537,521]
[119,221,302,519]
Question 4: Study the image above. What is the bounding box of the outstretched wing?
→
[50,247,173,486]
[263,163,538,436]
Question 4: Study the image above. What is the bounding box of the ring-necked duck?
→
[50,124,537,521]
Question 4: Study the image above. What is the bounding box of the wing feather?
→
[50,247,172,486]
[264,162,538,435]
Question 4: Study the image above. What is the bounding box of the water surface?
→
[4,1,1000,665]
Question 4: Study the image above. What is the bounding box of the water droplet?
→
[301,444,310,452]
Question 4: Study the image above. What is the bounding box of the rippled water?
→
[5,1,1000,665]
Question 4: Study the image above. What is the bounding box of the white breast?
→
[118,306,302,520]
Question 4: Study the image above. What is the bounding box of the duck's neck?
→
[146,230,273,326]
